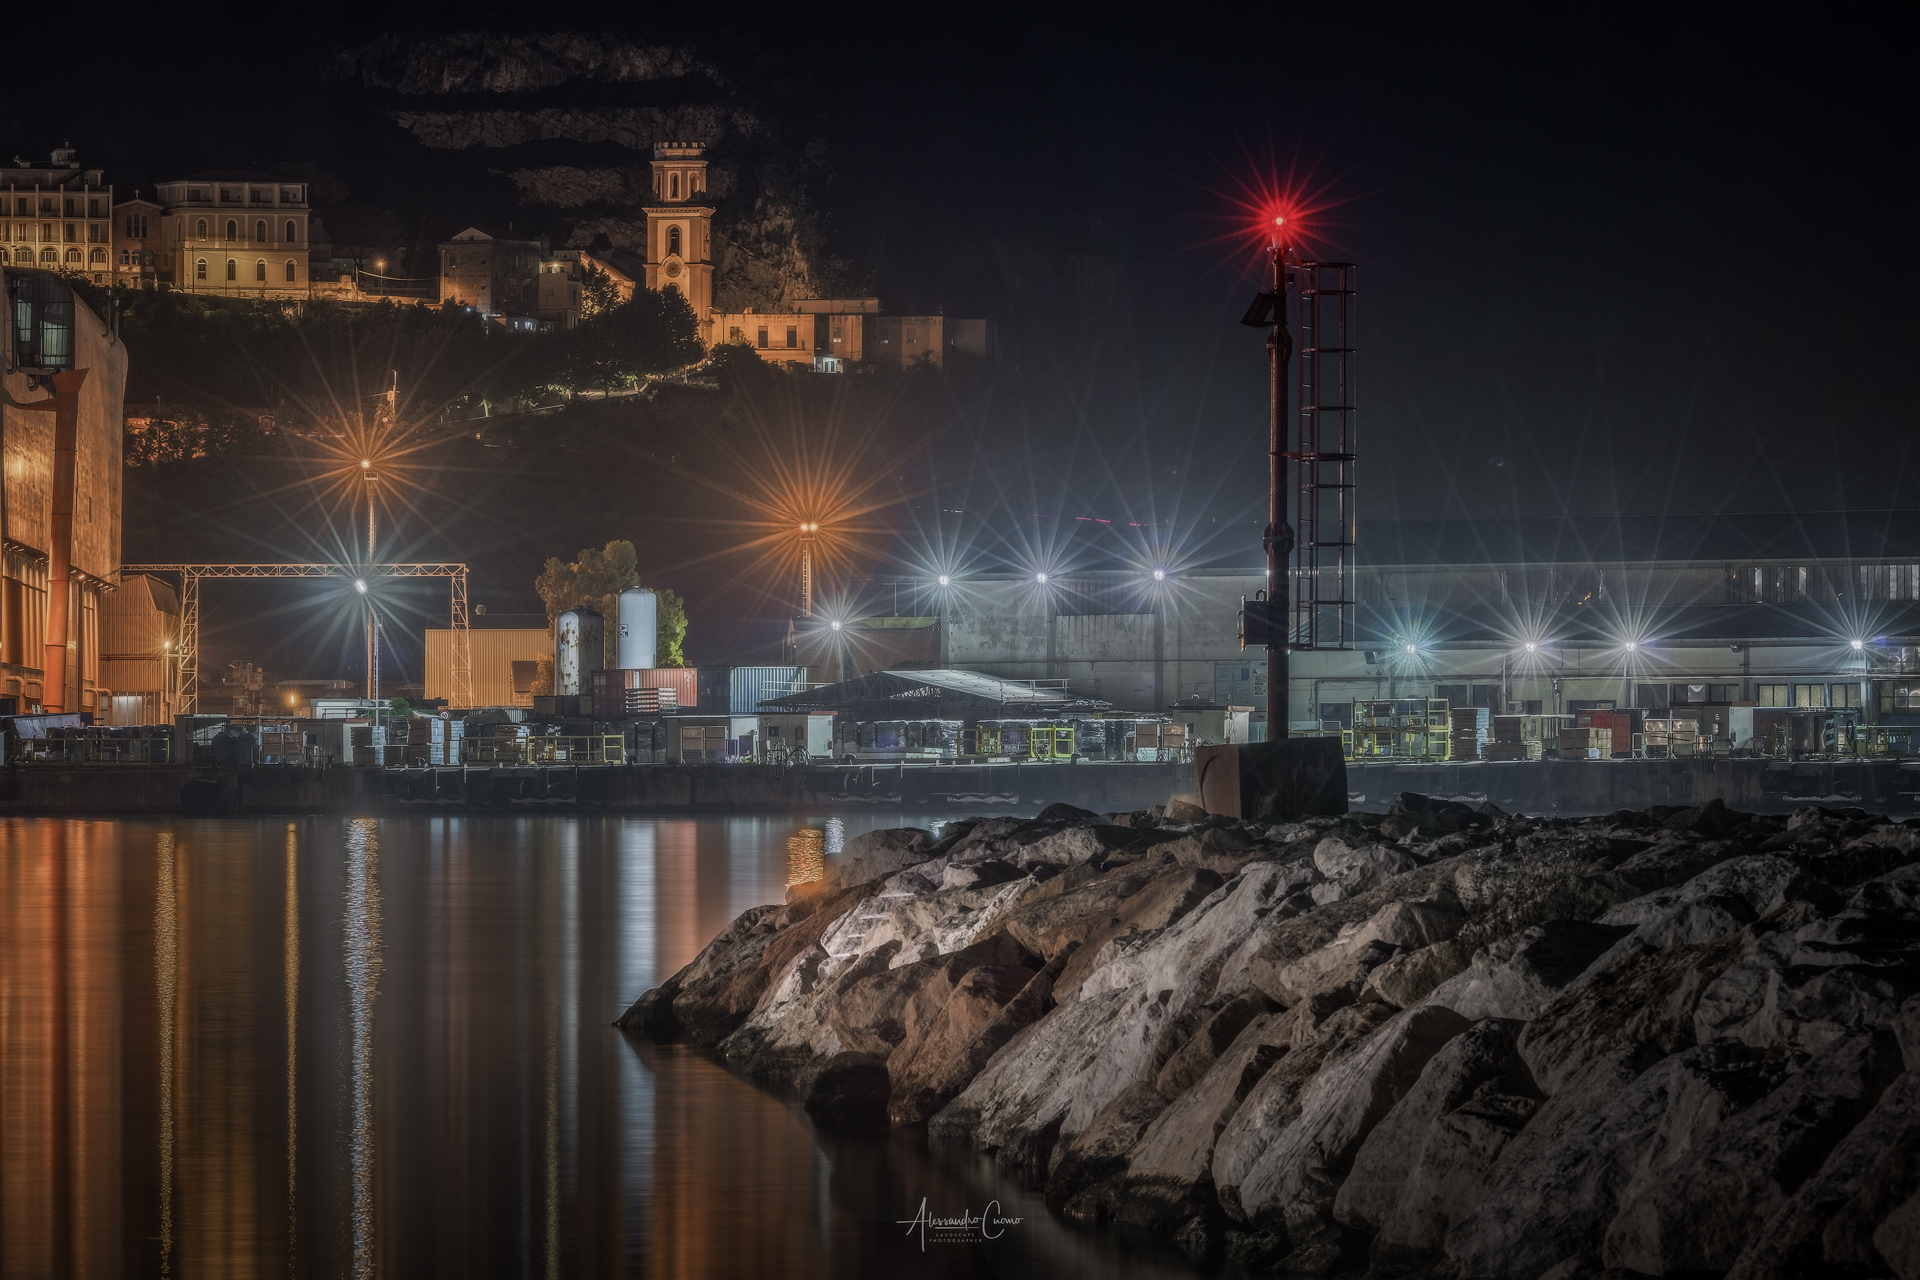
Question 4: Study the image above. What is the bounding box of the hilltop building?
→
[145,171,312,298]
[1,147,114,283]
[640,142,994,370]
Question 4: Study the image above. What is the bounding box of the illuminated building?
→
[151,172,312,298]
[0,147,113,283]
[0,267,127,714]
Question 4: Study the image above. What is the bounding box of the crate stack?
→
[1644,717,1701,757]
[258,722,305,764]
[1349,698,1450,759]
[399,716,464,765]
[1557,725,1611,759]
[1485,715,1531,762]
[1448,707,1490,761]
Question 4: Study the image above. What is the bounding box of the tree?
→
[579,262,622,320]
[534,540,688,668]
[552,285,704,393]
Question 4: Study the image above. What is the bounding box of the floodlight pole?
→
[1267,238,1294,738]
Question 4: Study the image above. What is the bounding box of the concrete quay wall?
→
[1,757,1913,818]
[1349,756,1920,819]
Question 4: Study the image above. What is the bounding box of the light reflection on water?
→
[0,815,1198,1280]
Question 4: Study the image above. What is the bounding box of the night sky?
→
[6,4,1915,674]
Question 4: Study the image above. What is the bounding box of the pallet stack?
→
[1448,706,1491,761]
[1557,725,1612,759]
[1644,717,1701,757]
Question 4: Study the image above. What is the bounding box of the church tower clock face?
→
[665,260,682,278]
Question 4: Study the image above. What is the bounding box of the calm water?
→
[0,815,1197,1279]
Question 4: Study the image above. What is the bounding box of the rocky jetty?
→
[617,794,1920,1278]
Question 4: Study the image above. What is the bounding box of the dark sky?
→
[8,4,1917,672]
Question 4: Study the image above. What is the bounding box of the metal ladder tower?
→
[1290,262,1358,653]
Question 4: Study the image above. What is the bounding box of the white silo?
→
[618,588,658,669]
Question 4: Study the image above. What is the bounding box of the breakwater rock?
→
[617,794,1920,1277]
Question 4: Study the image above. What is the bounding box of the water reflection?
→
[786,828,825,887]
[0,815,1198,1280]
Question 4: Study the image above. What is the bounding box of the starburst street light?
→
[937,575,950,587]
[1153,568,1167,581]
[1035,572,1049,584]
[1852,638,1866,651]
[354,579,367,594]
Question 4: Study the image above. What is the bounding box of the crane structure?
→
[121,562,471,714]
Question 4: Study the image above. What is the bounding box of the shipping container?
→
[635,667,699,713]
[730,665,806,714]
[697,666,731,714]
[425,625,551,708]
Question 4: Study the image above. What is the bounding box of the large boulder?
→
[1602,1028,1907,1275]
[1212,1002,1399,1228]
[1427,919,1635,1024]
[803,1051,891,1127]
[1362,940,1471,1009]
[1723,1068,1920,1279]
[889,961,1040,1122]
[1109,1010,1294,1232]
[1313,837,1419,893]
[1053,866,1227,1001]
[1046,1080,1172,1214]
[1232,1003,1473,1269]
[997,860,1169,960]
[1155,990,1278,1098]
[825,826,933,891]
[1444,1041,1783,1279]
[1334,1018,1540,1256]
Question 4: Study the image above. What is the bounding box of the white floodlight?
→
[1035,572,1049,584]
[829,620,842,632]
[1152,568,1167,581]
[1851,638,1866,651]
[937,575,950,587]
[354,579,367,594]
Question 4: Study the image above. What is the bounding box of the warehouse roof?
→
[760,669,1110,714]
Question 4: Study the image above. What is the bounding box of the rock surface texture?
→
[617,794,1920,1276]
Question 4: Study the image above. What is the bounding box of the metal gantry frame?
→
[122,563,471,713]
[1290,262,1358,651]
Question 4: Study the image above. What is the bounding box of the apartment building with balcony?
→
[153,171,310,298]
[0,147,114,283]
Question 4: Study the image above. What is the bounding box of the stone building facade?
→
[151,171,311,298]
[0,148,114,283]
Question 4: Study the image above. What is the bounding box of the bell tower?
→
[644,142,715,322]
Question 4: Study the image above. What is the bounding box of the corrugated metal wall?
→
[424,627,550,708]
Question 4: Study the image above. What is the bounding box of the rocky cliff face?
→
[620,794,1920,1278]
[337,34,843,313]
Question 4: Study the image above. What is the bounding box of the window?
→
[1829,683,1861,709]
[196,218,207,238]
[906,326,919,344]
[64,223,76,242]
[285,220,296,243]
[728,326,744,343]
[225,219,237,241]
[786,325,799,348]
[1635,684,1668,710]
[667,226,681,256]
[89,224,104,242]
[1708,683,1740,703]
[670,173,680,199]
[64,248,80,263]
[1792,683,1825,708]
[1756,684,1789,708]
[255,219,267,242]
[226,259,236,281]
[13,198,25,215]
[88,198,100,217]
[1880,683,1920,713]
[757,327,768,349]
[39,248,54,262]
[64,198,76,216]
[89,248,105,264]
[255,260,266,281]
[119,249,129,265]
[1670,683,1709,704]
[39,197,54,214]
[285,260,296,282]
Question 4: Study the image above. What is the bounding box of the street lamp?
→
[1035,572,1049,585]
[937,574,950,587]
[1152,568,1167,581]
